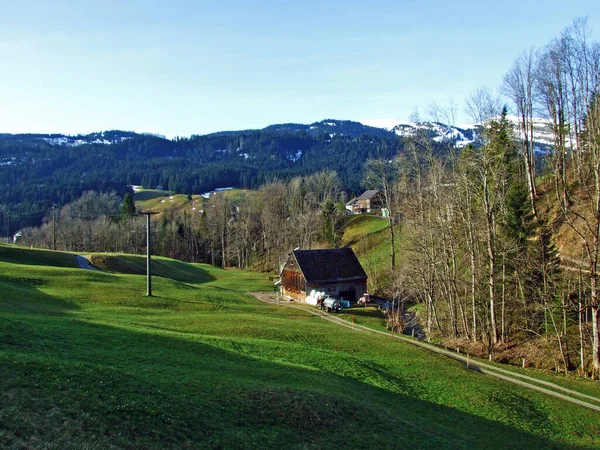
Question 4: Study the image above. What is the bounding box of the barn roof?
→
[358,190,380,200]
[292,249,367,283]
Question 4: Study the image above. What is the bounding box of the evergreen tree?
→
[121,192,137,216]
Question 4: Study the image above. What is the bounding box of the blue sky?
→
[0,0,598,137]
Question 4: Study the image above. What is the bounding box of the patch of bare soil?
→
[441,330,586,373]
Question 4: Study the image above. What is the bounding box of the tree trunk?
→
[471,249,477,342]
[389,218,396,271]
[548,302,568,373]
[592,304,600,375]
[221,231,226,268]
[579,300,585,375]
[483,175,499,345]
[501,259,506,342]
[522,132,538,219]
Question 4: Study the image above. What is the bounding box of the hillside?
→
[341,215,397,294]
[1,244,599,448]
[1,117,556,234]
[339,194,600,373]
[132,188,252,218]
[0,120,400,232]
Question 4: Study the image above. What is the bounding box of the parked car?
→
[323,297,342,313]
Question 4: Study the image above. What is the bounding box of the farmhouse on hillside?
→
[280,248,368,302]
[346,189,382,215]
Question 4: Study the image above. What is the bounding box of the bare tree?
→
[503,48,539,219]
[364,157,399,271]
[465,86,503,125]
[536,36,571,209]
[428,98,458,127]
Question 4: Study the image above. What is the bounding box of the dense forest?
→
[0,120,402,233]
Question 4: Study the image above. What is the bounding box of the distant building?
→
[347,190,382,214]
[280,248,368,302]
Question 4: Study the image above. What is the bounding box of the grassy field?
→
[133,188,252,218]
[1,244,600,449]
[341,215,389,247]
[133,190,201,215]
[342,215,402,294]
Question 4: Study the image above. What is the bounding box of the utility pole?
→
[52,204,56,251]
[141,211,158,296]
[5,212,9,245]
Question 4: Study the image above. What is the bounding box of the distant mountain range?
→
[0,117,555,231]
[1,115,556,151]
[0,130,165,148]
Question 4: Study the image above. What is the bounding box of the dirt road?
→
[251,292,600,412]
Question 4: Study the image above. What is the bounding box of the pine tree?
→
[121,192,137,217]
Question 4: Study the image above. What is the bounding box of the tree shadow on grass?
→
[0,244,78,268]
[0,277,81,315]
[0,280,81,353]
[109,255,216,284]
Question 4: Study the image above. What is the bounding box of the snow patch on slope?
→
[288,150,303,162]
[360,116,563,150]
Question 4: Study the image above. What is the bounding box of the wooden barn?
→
[280,249,368,302]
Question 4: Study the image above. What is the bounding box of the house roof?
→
[358,190,380,200]
[292,248,367,283]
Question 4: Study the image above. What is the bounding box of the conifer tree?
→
[121,192,137,216]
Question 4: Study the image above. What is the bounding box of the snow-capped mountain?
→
[360,119,479,148]
[505,115,557,150]
[0,130,156,148]
[2,117,559,152]
[361,116,557,151]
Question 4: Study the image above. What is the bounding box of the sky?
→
[0,0,599,138]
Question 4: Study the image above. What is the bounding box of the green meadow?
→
[1,244,599,449]
[133,188,251,217]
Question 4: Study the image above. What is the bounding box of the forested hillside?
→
[362,18,600,378]
[0,120,402,231]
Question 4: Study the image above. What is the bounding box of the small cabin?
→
[280,248,368,302]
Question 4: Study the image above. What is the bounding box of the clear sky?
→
[0,0,598,137]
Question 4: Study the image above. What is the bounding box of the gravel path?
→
[251,292,600,412]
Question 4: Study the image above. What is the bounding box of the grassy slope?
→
[1,246,599,449]
[341,215,389,247]
[0,244,78,268]
[342,215,400,294]
[133,190,201,215]
[133,188,251,217]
